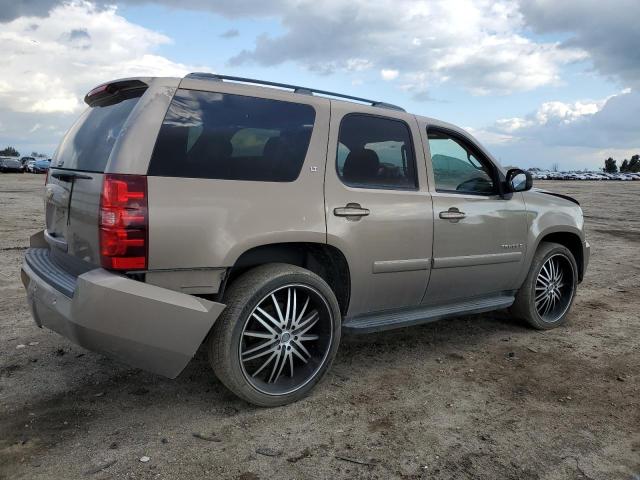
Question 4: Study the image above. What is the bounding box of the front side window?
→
[148,89,316,182]
[427,130,496,195]
[337,114,417,190]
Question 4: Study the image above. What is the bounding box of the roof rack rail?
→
[185,73,405,112]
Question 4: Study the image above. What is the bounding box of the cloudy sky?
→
[1,0,638,170]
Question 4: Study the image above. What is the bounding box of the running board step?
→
[342,295,515,334]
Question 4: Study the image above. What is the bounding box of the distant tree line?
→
[604,155,640,173]
[0,146,48,158]
[0,146,19,157]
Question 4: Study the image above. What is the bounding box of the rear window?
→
[52,93,142,172]
[148,89,316,182]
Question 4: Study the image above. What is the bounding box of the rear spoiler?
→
[84,79,149,107]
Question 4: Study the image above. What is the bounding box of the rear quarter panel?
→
[146,83,331,270]
[107,77,181,175]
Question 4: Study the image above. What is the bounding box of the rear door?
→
[325,103,433,317]
[45,83,148,269]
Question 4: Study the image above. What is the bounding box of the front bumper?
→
[21,245,225,378]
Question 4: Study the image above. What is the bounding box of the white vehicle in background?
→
[612,174,632,181]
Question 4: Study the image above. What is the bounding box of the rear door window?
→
[53,92,142,172]
[148,89,316,182]
[336,114,417,190]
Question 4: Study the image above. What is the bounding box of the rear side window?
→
[337,114,417,190]
[53,93,142,172]
[148,89,316,182]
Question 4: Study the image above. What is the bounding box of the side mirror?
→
[506,168,533,192]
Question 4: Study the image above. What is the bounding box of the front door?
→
[324,103,433,317]
[421,126,528,305]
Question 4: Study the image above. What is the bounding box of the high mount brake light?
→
[87,84,111,98]
[99,174,148,271]
[84,79,147,106]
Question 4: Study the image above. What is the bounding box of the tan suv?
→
[21,74,589,406]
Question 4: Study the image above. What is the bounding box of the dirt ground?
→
[0,174,638,480]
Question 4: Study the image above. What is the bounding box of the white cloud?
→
[519,0,640,89]
[0,1,205,156]
[467,88,640,169]
[477,88,640,169]
[466,127,516,145]
[224,0,586,97]
[345,58,373,72]
[0,1,194,115]
[493,90,628,136]
[1,0,594,99]
[380,69,399,81]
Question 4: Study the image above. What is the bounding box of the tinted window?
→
[337,114,417,189]
[148,89,316,182]
[427,130,496,194]
[53,93,142,172]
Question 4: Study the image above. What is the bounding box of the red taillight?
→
[99,174,148,271]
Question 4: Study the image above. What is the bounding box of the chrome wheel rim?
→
[239,284,333,396]
[534,254,574,323]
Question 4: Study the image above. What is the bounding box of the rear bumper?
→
[21,246,225,378]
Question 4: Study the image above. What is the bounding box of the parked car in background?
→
[26,160,37,172]
[32,158,51,173]
[0,157,24,173]
[21,73,590,406]
[20,156,36,167]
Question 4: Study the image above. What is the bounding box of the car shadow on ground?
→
[0,310,530,457]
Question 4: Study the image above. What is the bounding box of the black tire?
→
[208,263,341,407]
[511,242,578,330]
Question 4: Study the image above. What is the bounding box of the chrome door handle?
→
[439,208,466,221]
[334,203,370,218]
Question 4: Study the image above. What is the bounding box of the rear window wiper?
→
[51,171,94,182]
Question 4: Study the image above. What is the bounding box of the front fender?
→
[516,191,586,287]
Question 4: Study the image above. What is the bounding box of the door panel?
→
[420,123,528,305]
[325,104,433,317]
[424,192,527,304]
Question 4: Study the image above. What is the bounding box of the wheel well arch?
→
[537,231,584,282]
[223,242,351,315]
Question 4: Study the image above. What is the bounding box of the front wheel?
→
[208,263,341,407]
[511,242,578,330]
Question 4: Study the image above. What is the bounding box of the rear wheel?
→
[511,242,578,330]
[208,263,341,406]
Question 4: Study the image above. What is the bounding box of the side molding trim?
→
[372,258,431,274]
[433,252,522,269]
